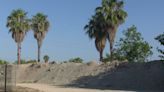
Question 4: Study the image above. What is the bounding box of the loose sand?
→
[1,60,162,92]
[17,61,164,91]
[17,83,135,92]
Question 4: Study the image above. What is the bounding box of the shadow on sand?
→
[66,61,164,92]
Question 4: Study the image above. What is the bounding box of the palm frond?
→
[6,9,30,43]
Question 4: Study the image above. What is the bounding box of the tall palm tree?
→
[95,35,107,61]
[31,13,50,63]
[6,9,30,64]
[84,13,107,61]
[96,0,127,60]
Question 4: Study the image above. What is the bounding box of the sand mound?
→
[17,61,164,91]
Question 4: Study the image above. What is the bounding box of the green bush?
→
[26,60,37,64]
[103,52,126,63]
[14,59,37,64]
[0,60,9,64]
[14,59,26,64]
[69,57,83,63]
[63,61,68,63]
[106,25,152,62]
[43,55,49,63]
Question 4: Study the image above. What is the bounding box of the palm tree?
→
[6,9,30,64]
[155,33,164,60]
[31,13,50,63]
[95,36,107,61]
[96,0,127,60]
[84,13,107,61]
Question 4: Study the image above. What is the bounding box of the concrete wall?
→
[0,65,16,91]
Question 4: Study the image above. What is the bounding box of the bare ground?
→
[17,83,136,92]
[0,86,41,92]
[16,60,164,91]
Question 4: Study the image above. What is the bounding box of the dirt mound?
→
[17,61,164,91]
[74,61,164,91]
[18,62,109,85]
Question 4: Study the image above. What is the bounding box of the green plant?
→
[114,25,152,62]
[0,60,9,64]
[63,61,68,63]
[102,53,111,63]
[69,57,83,63]
[14,59,26,64]
[103,52,126,63]
[155,33,164,60]
[26,60,37,64]
[43,55,49,63]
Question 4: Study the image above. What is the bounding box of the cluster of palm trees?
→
[85,0,127,62]
[6,0,127,64]
[6,9,50,64]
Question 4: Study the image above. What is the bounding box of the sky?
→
[0,0,164,62]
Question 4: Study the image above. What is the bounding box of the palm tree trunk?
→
[100,50,103,62]
[110,42,113,61]
[108,27,117,62]
[17,43,21,64]
[38,44,41,63]
[37,39,42,63]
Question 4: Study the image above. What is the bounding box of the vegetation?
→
[31,13,50,63]
[26,60,37,64]
[84,11,107,62]
[104,26,152,62]
[43,55,50,63]
[103,52,126,63]
[14,59,37,64]
[69,57,83,63]
[62,61,68,63]
[0,2,161,64]
[155,33,164,60]
[14,59,26,64]
[0,60,9,64]
[6,9,30,64]
[85,0,127,61]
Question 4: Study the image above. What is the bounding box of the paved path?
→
[17,83,135,92]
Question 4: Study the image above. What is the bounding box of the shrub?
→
[14,59,26,64]
[49,61,57,64]
[69,57,83,63]
[63,61,68,63]
[26,60,37,64]
[103,52,126,63]
[43,55,49,63]
[108,25,152,62]
[0,60,9,64]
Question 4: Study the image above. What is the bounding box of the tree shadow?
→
[66,61,164,92]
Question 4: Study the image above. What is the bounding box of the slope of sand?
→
[17,83,135,92]
[16,61,164,91]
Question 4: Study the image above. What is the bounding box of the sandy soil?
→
[17,61,164,91]
[0,86,41,92]
[0,60,161,91]
[17,83,135,92]
[13,86,41,92]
